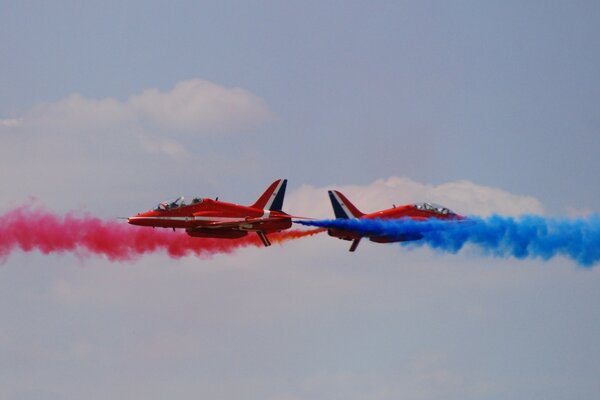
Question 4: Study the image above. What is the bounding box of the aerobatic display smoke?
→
[297,216,600,267]
[0,205,323,262]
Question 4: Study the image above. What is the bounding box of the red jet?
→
[327,190,465,252]
[128,179,291,247]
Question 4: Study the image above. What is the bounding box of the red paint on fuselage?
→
[128,198,292,234]
[329,203,464,243]
[365,204,463,221]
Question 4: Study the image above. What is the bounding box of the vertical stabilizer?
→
[328,190,365,219]
[251,179,287,211]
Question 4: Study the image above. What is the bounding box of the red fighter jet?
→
[128,179,291,247]
[327,190,465,252]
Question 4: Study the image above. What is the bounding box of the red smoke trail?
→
[0,205,324,263]
[270,227,325,243]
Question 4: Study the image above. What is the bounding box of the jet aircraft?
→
[128,179,292,247]
[327,190,465,252]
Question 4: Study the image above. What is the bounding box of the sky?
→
[1,1,600,399]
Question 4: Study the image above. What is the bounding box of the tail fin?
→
[251,179,287,211]
[328,190,365,218]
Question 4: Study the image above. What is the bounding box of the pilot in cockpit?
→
[156,196,185,211]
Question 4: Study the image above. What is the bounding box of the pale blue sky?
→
[1,2,600,399]
[3,1,600,212]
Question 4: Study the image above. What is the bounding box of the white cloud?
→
[138,135,190,158]
[0,118,22,128]
[0,79,274,212]
[566,206,595,218]
[27,94,132,131]
[129,79,273,132]
[286,176,544,218]
[16,79,272,135]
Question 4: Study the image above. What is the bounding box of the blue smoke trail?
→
[296,216,600,267]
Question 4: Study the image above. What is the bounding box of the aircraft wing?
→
[194,216,291,230]
[197,218,264,229]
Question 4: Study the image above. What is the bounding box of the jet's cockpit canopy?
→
[155,196,185,211]
[414,202,456,215]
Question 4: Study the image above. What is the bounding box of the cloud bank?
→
[287,176,544,218]
[21,79,273,134]
[129,80,273,132]
[0,79,274,211]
